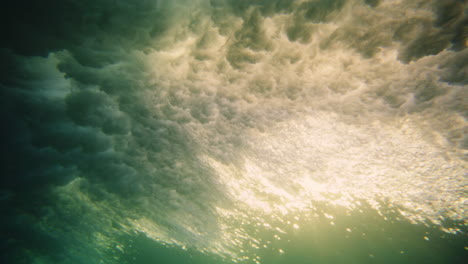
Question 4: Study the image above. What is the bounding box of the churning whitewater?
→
[0,0,466,263]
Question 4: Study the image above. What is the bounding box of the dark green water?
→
[1,0,467,263]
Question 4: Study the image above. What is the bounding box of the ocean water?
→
[0,0,467,263]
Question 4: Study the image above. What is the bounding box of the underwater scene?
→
[1,0,467,263]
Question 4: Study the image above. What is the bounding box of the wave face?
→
[1,0,467,263]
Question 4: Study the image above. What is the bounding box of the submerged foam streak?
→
[1,0,466,263]
[205,113,466,219]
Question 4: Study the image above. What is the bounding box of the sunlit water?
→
[1,0,467,263]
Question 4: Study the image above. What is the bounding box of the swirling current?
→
[0,1,467,263]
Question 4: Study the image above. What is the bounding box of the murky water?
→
[1,0,466,263]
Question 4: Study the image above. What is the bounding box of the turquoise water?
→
[1,0,467,263]
[113,200,468,264]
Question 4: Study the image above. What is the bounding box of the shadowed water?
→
[0,0,466,263]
